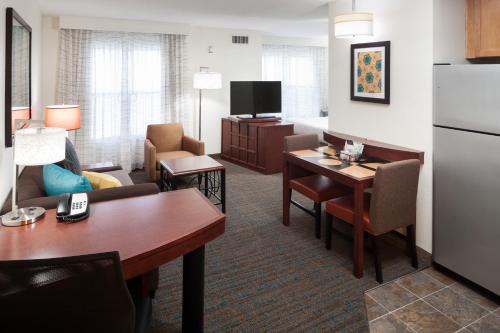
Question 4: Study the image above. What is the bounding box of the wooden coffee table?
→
[160,155,226,213]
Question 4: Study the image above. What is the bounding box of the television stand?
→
[221,117,294,174]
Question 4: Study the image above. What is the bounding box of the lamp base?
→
[1,207,46,227]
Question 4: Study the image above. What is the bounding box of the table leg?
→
[221,169,226,213]
[182,246,205,333]
[204,172,209,197]
[283,158,290,226]
[126,269,158,333]
[353,184,365,278]
[169,174,177,191]
[197,174,202,191]
[160,166,164,192]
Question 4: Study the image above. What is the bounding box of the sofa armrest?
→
[144,139,157,181]
[182,136,205,156]
[83,165,123,173]
[10,183,160,214]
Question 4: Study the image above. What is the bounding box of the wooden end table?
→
[160,155,226,213]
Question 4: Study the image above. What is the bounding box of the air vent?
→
[232,36,249,44]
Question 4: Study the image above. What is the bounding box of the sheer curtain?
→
[262,44,328,119]
[56,29,189,172]
[12,26,30,107]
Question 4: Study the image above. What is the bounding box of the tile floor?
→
[365,267,500,333]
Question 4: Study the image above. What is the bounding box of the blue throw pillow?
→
[43,164,93,196]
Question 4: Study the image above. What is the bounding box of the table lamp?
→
[44,105,81,130]
[1,125,66,227]
[193,69,221,140]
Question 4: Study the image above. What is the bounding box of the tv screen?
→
[230,81,281,117]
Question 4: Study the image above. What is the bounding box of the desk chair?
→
[0,252,135,333]
[285,134,350,239]
[325,159,420,283]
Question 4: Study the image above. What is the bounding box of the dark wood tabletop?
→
[160,155,225,177]
[0,188,225,280]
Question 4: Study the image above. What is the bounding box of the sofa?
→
[144,123,205,182]
[1,164,159,215]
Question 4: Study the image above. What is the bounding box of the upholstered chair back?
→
[146,123,184,153]
[284,134,320,179]
[284,134,319,152]
[370,159,421,235]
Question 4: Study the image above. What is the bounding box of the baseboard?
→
[432,261,500,300]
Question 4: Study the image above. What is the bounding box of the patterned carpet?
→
[130,159,430,332]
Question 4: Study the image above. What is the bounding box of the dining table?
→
[283,131,424,278]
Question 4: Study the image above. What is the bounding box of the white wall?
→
[329,0,434,252]
[434,0,467,64]
[263,35,328,47]
[188,27,263,153]
[0,0,42,207]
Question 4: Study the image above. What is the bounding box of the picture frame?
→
[350,41,390,104]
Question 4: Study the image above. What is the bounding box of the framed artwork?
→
[351,41,390,104]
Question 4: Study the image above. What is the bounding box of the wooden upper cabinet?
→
[466,0,500,58]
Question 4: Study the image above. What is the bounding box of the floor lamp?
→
[193,69,222,140]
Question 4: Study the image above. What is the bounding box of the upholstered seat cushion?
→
[155,151,195,169]
[290,175,351,203]
[325,193,374,234]
[102,170,134,186]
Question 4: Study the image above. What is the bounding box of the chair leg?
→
[372,235,383,283]
[407,225,418,269]
[314,202,321,239]
[325,212,332,250]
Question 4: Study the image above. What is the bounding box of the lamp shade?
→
[334,12,373,38]
[193,72,222,89]
[11,107,30,133]
[14,127,66,166]
[44,105,81,130]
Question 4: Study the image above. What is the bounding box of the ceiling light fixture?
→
[334,0,373,39]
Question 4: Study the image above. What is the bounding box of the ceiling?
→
[37,0,330,38]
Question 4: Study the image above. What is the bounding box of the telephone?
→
[56,192,90,223]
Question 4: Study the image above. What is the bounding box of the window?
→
[262,44,328,119]
[90,40,163,139]
[57,29,187,171]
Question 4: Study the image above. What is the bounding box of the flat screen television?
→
[230,81,281,118]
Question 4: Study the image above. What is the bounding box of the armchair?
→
[144,123,205,181]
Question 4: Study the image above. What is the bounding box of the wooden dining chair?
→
[284,134,350,239]
[324,159,421,283]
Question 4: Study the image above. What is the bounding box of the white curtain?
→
[56,29,189,172]
[262,44,328,119]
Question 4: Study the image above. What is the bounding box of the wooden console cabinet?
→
[221,117,294,174]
